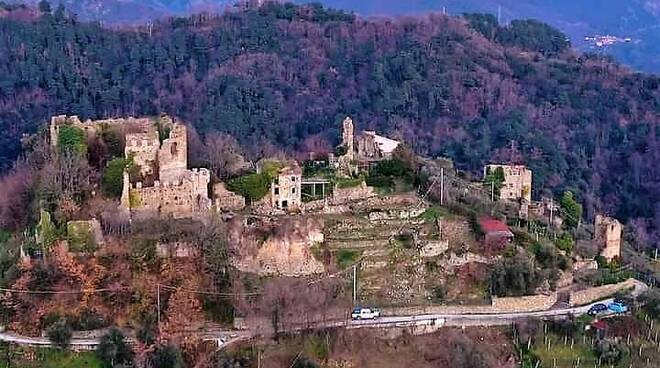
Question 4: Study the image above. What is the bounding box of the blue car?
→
[588,303,608,316]
[608,302,628,314]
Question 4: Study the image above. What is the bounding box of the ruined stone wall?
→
[484,164,532,202]
[158,123,188,185]
[129,169,211,218]
[125,131,160,177]
[568,279,635,307]
[213,183,245,211]
[50,114,151,146]
[595,215,622,261]
[356,131,380,159]
[341,117,355,161]
[330,182,376,205]
[419,240,449,257]
[381,293,557,316]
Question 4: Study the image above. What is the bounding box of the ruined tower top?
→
[341,117,355,160]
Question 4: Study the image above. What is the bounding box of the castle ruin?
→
[594,215,622,261]
[122,119,211,218]
[50,114,212,219]
[483,164,533,203]
[329,116,401,175]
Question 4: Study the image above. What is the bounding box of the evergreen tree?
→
[560,191,582,229]
[37,0,51,14]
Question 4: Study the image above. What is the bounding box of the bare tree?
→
[39,150,95,203]
[0,166,34,230]
[203,132,247,179]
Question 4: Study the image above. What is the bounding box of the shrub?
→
[102,157,132,198]
[490,254,542,297]
[595,339,626,365]
[47,318,72,349]
[149,344,183,368]
[554,232,574,253]
[293,357,319,368]
[96,328,134,368]
[640,290,660,318]
[57,125,87,154]
[227,172,272,203]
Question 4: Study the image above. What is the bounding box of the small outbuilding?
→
[478,217,514,251]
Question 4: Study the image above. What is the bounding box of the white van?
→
[351,307,381,320]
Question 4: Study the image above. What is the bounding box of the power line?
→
[0,286,131,295]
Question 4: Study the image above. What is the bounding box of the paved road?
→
[0,280,647,349]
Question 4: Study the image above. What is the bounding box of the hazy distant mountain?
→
[300,0,660,73]
[7,0,660,72]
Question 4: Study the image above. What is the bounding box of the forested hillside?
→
[0,2,659,241]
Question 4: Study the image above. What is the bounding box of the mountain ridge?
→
[7,0,659,72]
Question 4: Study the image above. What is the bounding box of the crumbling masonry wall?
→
[595,215,622,261]
[484,164,532,202]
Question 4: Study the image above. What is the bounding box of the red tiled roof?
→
[478,217,511,234]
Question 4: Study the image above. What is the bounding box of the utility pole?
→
[491,182,495,202]
[440,168,444,206]
[352,265,357,303]
[157,283,161,336]
[549,198,554,230]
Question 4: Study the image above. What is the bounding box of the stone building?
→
[483,164,532,203]
[595,215,622,261]
[51,114,219,219]
[123,120,211,218]
[271,164,302,210]
[478,217,514,251]
[124,125,160,178]
[329,116,401,175]
[329,117,358,176]
[127,168,212,218]
[356,130,401,161]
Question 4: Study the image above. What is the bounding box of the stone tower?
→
[158,123,188,185]
[120,170,131,209]
[341,117,355,161]
[595,215,622,261]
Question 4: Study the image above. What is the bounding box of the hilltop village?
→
[0,111,639,367]
[45,114,624,282]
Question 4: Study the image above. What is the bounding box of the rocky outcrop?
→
[231,216,325,276]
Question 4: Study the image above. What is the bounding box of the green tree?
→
[96,328,134,368]
[483,166,505,198]
[560,191,582,229]
[102,158,132,198]
[226,172,272,203]
[490,254,542,297]
[57,126,87,154]
[149,344,183,368]
[47,318,72,349]
[36,209,58,249]
[554,232,574,253]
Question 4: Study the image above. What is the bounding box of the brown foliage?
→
[0,167,33,230]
